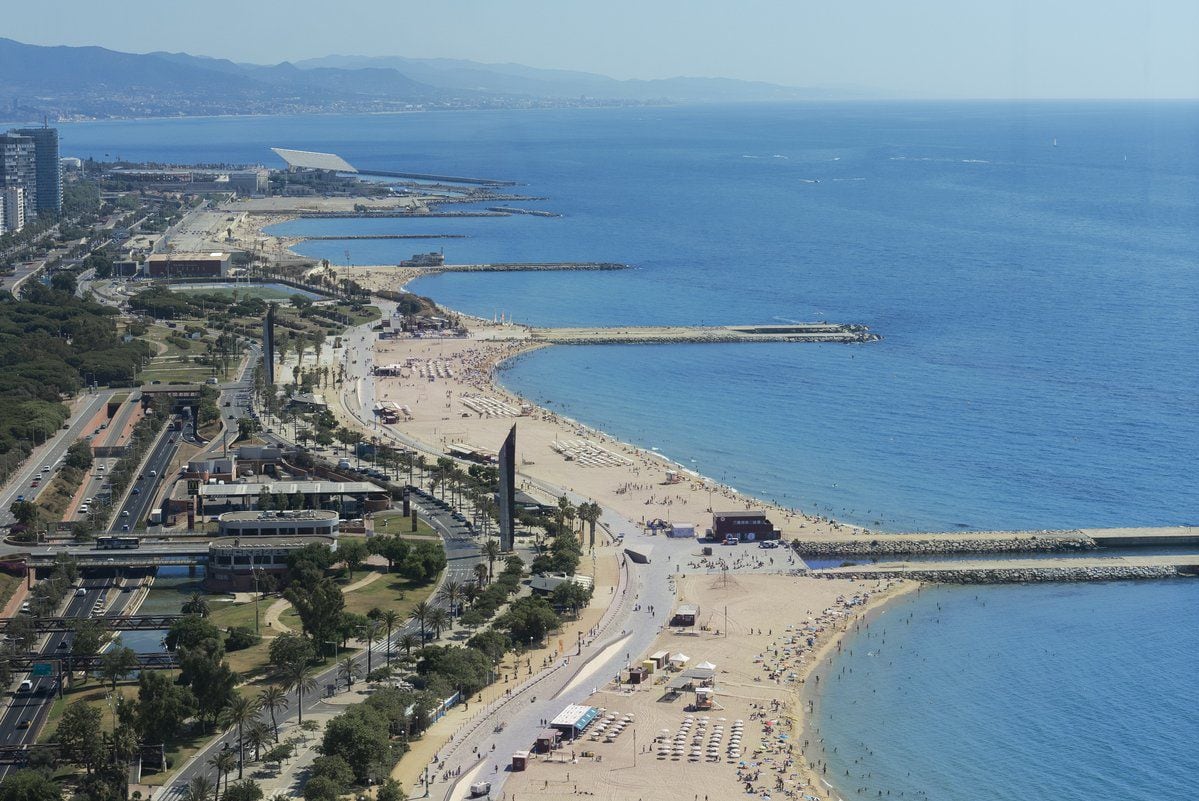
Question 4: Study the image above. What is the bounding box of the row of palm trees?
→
[557,496,604,548]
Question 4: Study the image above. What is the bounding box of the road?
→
[0,569,150,775]
[153,494,483,801]
[0,390,116,529]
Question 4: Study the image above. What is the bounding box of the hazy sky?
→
[10,0,1199,98]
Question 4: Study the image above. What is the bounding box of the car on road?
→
[15,495,24,502]
[16,720,31,729]
[75,588,86,596]
[56,641,68,649]
[17,680,32,693]
[132,487,141,495]
[85,497,93,504]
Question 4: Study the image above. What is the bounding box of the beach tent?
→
[669,522,697,538]
[695,661,717,671]
[669,653,691,668]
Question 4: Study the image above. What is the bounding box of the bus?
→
[96,536,140,550]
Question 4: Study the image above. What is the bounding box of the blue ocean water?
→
[814,581,1199,801]
[52,103,1199,801]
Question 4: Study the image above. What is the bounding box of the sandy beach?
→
[496,567,910,801]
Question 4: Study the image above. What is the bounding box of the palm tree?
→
[473,562,489,589]
[398,633,419,659]
[428,607,451,639]
[482,539,501,581]
[462,583,481,606]
[364,620,382,676]
[438,580,464,619]
[182,593,211,617]
[409,600,432,644]
[556,495,574,536]
[380,610,401,666]
[182,774,214,801]
[282,664,318,726]
[208,749,237,801]
[578,501,603,549]
[258,685,289,742]
[337,657,361,690]
[217,693,261,779]
[245,720,273,763]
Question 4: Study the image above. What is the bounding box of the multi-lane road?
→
[0,390,116,530]
[0,570,151,775]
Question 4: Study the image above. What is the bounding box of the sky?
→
[9,0,1199,98]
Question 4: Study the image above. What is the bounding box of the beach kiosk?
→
[648,650,670,670]
[511,751,529,772]
[669,522,697,538]
[550,704,599,740]
[672,604,699,627]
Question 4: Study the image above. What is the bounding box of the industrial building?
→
[197,479,390,517]
[145,251,231,279]
[217,509,341,538]
[205,534,337,592]
[710,511,780,541]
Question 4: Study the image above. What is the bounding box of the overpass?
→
[6,652,178,671]
[26,544,210,570]
[0,614,183,633]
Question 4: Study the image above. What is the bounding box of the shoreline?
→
[794,581,922,801]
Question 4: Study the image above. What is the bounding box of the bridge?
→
[8,652,178,671]
[26,545,210,569]
[0,614,183,633]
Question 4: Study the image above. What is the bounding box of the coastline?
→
[794,580,922,801]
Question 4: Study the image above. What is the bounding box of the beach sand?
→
[497,571,910,801]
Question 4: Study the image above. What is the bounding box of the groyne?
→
[529,322,879,345]
[355,168,517,186]
[486,206,561,217]
[431,261,626,274]
[811,564,1184,584]
[791,532,1096,556]
[296,210,508,219]
[300,234,467,241]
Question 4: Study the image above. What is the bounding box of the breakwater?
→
[300,234,467,241]
[811,564,1184,583]
[355,168,517,186]
[528,322,879,345]
[791,532,1096,556]
[296,210,508,219]
[430,261,627,273]
[486,206,561,217]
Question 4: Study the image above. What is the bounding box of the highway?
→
[0,569,151,775]
[0,390,115,529]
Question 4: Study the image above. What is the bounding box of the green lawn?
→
[173,285,303,301]
[0,573,21,612]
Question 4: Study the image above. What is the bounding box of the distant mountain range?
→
[0,38,861,121]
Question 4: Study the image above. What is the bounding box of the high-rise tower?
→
[13,127,61,216]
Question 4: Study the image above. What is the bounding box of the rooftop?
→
[210,535,336,549]
[220,509,340,522]
[271,148,357,173]
[146,252,230,262]
[199,480,384,497]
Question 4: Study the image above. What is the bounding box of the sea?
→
[49,102,1199,801]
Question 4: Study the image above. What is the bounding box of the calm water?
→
[54,104,1199,800]
[814,581,1199,801]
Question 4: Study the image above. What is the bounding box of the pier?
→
[809,554,1199,584]
[432,261,626,274]
[525,322,879,345]
[355,168,518,186]
[300,234,467,241]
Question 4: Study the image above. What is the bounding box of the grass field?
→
[0,573,21,611]
[173,285,306,301]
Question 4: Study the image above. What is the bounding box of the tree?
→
[166,615,223,652]
[551,580,594,618]
[9,500,39,529]
[244,720,273,763]
[6,616,37,652]
[364,619,383,676]
[217,693,261,779]
[285,578,345,657]
[467,629,510,664]
[136,669,195,745]
[397,633,418,659]
[181,775,214,801]
[56,703,104,774]
[438,580,464,618]
[268,633,314,674]
[482,539,500,581]
[427,607,451,639]
[0,770,62,801]
[99,646,139,690]
[499,596,561,645]
[416,646,493,697]
[368,534,409,573]
[379,609,400,666]
[301,777,339,801]
[222,781,263,801]
[309,755,354,785]
[376,778,407,801]
[338,539,369,580]
[319,705,391,782]
[282,664,318,725]
[184,654,238,729]
[473,562,489,589]
[182,593,211,617]
[578,501,603,549]
[337,657,361,690]
[64,439,94,470]
[257,685,289,742]
[208,749,237,801]
[408,601,431,644]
